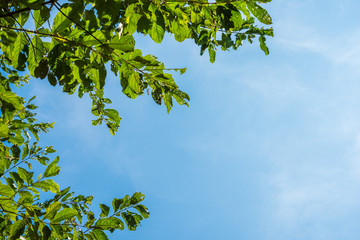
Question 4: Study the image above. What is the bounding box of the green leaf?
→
[9,220,25,240]
[112,198,122,212]
[12,32,27,69]
[231,10,243,27]
[246,2,272,24]
[149,23,165,43]
[108,35,135,52]
[17,10,30,26]
[34,58,49,79]
[41,225,52,240]
[48,73,57,86]
[208,45,216,63]
[43,156,60,178]
[134,204,150,219]
[52,208,78,223]
[53,4,73,33]
[128,72,141,93]
[234,1,251,20]
[104,109,121,123]
[95,217,123,230]
[0,123,9,138]
[172,22,189,42]
[34,6,51,29]
[0,199,18,218]
[21,143,29,160]
[28,36,44,75]
[0,183,15,197]
[32,179,60,193]
[17,167,34,184]
[18,191,33,206]
[43,202,62,220]
[125,4,142,35]
[0,85,23,110]
[100,204,110,217]
[82,31,107,46]
[89,65,106,90]
[259,36,269,55]
[92,229,109,240]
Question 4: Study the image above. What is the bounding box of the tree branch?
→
[0,0,57,19]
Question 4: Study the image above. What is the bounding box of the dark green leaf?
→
[34,59,49,79]
[9,220,25,240]
[92,229,109,240]
[259,35,269,55]
[100,204,110,217]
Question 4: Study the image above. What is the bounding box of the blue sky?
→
[22,0,360,239]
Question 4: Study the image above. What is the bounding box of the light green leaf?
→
[125,4,142,35]
[231,10,243,27]
[0,183,15,197]
[18,191,33,206]
[32,179,60,193]
[108,35,135,52]
[28,35,44,75]
[95,217,123,230]
[43,202,62,220]
[89,65,106,90]
[0,123,9,138]
[34,6,50,29]
[43,156,60,178]
[172,21,189,42]
[234,1,251,20]
[0,85,23,110]
[17,167,34,185]
[21,143,29,160]
[129,72,141,93]
[52,208,78,222]
[12,32,27,69]
[149,23,164,43]
[53,4,73,33]
[208,45,216,63]
[104,109,121,123]
[82,31,107,46]
[246,1,272,24]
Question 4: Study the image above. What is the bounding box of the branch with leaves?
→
[0,0,272,239]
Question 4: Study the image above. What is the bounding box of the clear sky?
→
[22,0,360,239]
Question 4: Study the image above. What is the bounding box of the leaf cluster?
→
[0,0,272,134]
[0,0,272,238]
[0,83,149,239]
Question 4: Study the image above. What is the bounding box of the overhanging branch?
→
[0,0,57,19]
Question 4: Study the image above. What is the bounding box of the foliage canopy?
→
[0,0,272,239]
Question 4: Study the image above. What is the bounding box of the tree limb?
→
[0,0,57,19]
